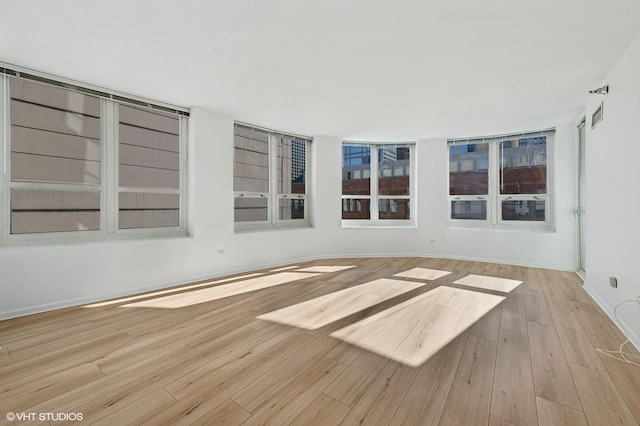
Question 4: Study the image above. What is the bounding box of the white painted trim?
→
[0,252,578,320]
[0,75,8,239]
[179,115,189,232]
[102,98,116,233]
[582,283,640,353]
[575,114,586,274]
[0,252,323,320]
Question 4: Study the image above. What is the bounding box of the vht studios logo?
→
[6,412,84,422]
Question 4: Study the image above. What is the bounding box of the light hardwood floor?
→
[1,257,639,425]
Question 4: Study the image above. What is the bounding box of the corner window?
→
[342,142,415,227]
[448,130,554,230]
[233,123,311,231]
[0,70,188,244]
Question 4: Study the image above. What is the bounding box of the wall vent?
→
[592,102,604,129]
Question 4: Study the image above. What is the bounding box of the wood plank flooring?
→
[1,257,639,425]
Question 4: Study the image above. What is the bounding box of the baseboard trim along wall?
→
[582,283,640,353]
[2,253,576,321]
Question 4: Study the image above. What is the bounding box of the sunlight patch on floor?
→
[294,265,357,273]
[257,278,427,330]
[393,268,452,281]
[270,266,300,272]
[330,286,505,367]
[118,272,321,309]
[452,274,522,293]
[83,273,265,308]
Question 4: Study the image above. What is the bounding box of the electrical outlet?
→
[217,248,225,255]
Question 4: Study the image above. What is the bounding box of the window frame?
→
[114,102,187,234]
[341,141,416,228]
[233,123,312,233]
[0,69,189,246]
[447,130,554,231]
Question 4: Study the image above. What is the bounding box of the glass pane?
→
[449,143,489,195]
[499,136,547,194]
[342,145,371,196]
[119,193,179,229]
[10,77,101,185]
[234,125,269,193]
[119,104,180,189]
[11,189,100,234]
[279,198,305,220]
[342,198,370,220]
[278,135,306,194]
[235,198,268,222]
[502,199,546,221]
[451,200,487,220]
[378,146,410,196]
[379,199,410,220]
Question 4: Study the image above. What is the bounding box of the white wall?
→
[582,32,640,349]
[0,106,578,320]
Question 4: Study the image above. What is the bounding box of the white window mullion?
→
[0,75,8,238]
[409,143,416,223]
[102,98,118,234]
[269,133,278,225]
[370,146,379,222]
[546,132,555,228]
[179,116,188,230]
[304,139,311,224]
[489,140,498,225]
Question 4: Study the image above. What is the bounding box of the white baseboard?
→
[321,251,576,272]
[0,252,576,321]
[582,283,640,353]
[0,254,323,321]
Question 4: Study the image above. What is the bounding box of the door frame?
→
[576,115,587,277]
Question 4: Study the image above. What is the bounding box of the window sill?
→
[447,221,555,233]
[0,228,190,248]
[234,221,313,234]
[342,220,416,229]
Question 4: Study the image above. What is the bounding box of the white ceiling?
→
[1,0,640,140]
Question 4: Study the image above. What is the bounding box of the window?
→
[0,69,188,243]
[342,142,415,226]
[448,130,554,229]
[118,104,182,229]
[233,123,311,231]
